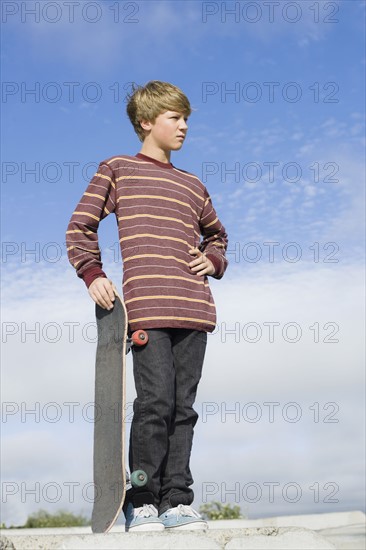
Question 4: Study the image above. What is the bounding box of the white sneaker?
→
[159,504,208,530]
[125,503,165,532]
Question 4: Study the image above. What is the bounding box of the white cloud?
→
[1,255,364,525]
[201,112,364,262]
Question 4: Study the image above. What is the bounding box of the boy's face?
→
[141,111,188,152]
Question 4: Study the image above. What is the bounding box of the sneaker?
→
[159,504,208,530]
[125,503,165,532]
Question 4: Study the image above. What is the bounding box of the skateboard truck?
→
[126,330,149,354]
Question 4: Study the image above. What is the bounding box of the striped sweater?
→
[66,153,228,333]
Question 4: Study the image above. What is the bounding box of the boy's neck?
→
[138,143,171,165]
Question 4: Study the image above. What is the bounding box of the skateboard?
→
[91,292,148,533]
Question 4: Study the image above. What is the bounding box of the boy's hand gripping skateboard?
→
[91,292,148,533]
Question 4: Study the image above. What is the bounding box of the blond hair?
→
[126,81,192,141]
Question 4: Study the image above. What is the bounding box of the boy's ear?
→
[140,119,153,131]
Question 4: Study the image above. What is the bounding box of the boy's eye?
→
[170,115,188,122]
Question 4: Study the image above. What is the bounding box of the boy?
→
[66,81,228,531]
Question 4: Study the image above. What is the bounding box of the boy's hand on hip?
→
[188,248,215,277]
[88,278,116,310]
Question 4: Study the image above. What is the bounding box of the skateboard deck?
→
[91,293,148,534]
[91,293,127,533]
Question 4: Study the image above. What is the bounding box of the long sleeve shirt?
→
[66,153,228,333]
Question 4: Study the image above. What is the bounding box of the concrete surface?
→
[1,510,364,550]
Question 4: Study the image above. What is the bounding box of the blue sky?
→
[1,0,365,526]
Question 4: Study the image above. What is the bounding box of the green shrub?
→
[22,510,90,528]
[199,501,244,520]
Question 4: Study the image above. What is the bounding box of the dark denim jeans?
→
[126,328,207,515]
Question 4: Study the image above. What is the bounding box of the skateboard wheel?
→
[130,469,148,487]
[131,330,148,346]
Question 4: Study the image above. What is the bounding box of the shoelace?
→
[168,504,202,518]
[135,504,158,518]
